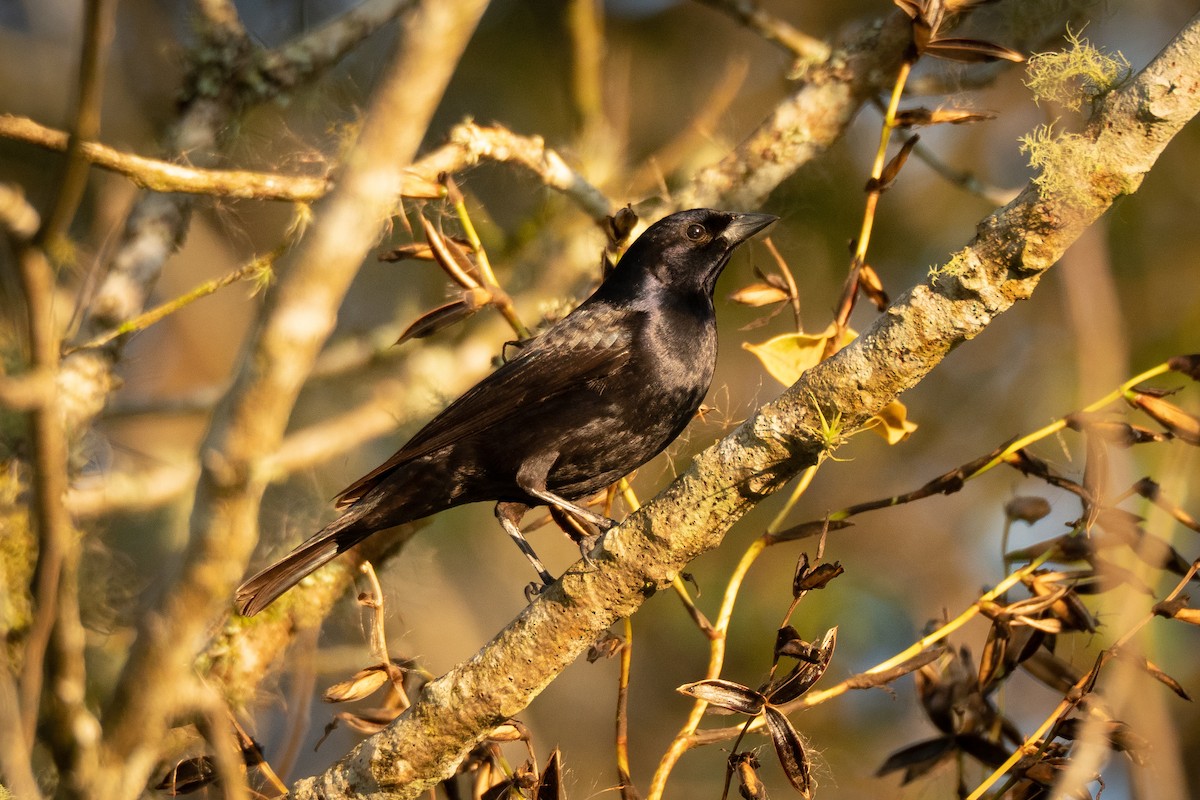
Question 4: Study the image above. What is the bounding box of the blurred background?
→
[2,0,1198,797]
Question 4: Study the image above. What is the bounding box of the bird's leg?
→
[495,501,555,593]
[515,453,617,531]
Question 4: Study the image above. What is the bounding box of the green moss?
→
[1025,27,1131,112]
[0,466,35,646]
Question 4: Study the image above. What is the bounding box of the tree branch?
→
[293,12,1200,798]
[90,2,491,797]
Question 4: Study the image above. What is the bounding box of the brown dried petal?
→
[331,707,400,735]
[868,135,920,192]
[536,748,563,800]
[324,665,391,703]
[763,705,813,798]
[894,107,998,127]
[587,631,624,662]
[775,625,806,659]
[398,171,446,199]
[486,722,529,743]
[795,561,845,592]
[857,263,889,310]
[677,679,765,715]
[729,282,791,307]
[1127,391,1200,444]
[379,242,437,262]
[420,215,482,288]
[924,36,1025,63]
[395,296,481,344]
[155,756,218,795]
[1136,655,1192,700]
[732,752,767,800]
[1168,354,1200,380]
[769,627,837,703]
[1005,495,1052,524]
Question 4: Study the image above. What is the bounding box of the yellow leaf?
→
[745,326,917,445]
[742,325,856,387]
[869,400,919,444]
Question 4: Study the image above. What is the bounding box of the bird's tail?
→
[236,512,375,617]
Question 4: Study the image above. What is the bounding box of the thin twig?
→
[34,0,118,249]
[64,205,309,355]
[615,616,638,800]
[3,191,81,749]
[694,0,831,63]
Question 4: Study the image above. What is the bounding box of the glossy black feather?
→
[236,208,776,615]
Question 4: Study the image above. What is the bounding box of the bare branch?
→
[694,0,831,64]
[0,113,331,200]
[91,3,492,796]
[258,0,418,91]
[0,188,90,765]
[34,0,118,249]
[677,13,912,209]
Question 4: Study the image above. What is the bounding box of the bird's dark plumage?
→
[236,208,777,615]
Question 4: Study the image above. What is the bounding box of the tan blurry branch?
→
[89,4,493,800]
[695,0,831,65]
[292,12,1200,798]
[0,115,613,220]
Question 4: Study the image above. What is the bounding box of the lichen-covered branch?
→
[293,12,1200,798]
[677,12,911,209]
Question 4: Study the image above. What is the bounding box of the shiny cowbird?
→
[236,208,777,615]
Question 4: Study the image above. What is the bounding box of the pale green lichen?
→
[1019,123,1109,207]
[1025,27,1131,112]
[929,248,974,285]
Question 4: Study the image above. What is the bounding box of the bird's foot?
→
[524,581,543,603]
[594,515,618,532]
[577,532,602,568]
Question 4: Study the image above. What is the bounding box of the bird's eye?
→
[685,223,707,241]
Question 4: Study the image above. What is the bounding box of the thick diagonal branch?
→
[293,12,1200,799]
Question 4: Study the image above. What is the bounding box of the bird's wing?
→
[334,305,640,508]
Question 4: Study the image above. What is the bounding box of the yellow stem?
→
[852,58,912,268]
[972,361,1173,479]
[451,193,531,339]
[767,465,818,534]
[615,615,635,793]
[647,535,768,800]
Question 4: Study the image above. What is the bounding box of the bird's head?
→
[608,208,779,298]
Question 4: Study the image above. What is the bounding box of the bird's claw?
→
[595,516,618,532]
[524,581,544,602]
[578,532,602,568]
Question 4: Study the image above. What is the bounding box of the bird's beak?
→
[722,212,779,246]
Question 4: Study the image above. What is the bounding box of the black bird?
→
[236,208,777,616]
